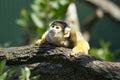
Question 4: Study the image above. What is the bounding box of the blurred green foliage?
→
[18,67,31,80]
[0,60,35,80]
[90,40,116,61]
[0,60,17,80]
[16,0,73,44]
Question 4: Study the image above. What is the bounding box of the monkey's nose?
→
[49,30,55,33]
[49,30,55,36]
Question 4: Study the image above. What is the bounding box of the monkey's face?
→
[47,20,72,46]
[49,21,71,39]
[49,24,63,38]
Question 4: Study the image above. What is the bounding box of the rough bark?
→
[0,44,120,80]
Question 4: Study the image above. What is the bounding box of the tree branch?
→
[81,0,120,22]
[0,44,71,65]
[0,44,120,80]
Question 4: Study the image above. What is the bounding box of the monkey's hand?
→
[71,40,90,56]
[36,31,48,46]
[36,37,47,46]
[36,39,42,46]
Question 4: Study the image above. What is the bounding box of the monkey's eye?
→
[51,25,54,28]
[56,26,59,29]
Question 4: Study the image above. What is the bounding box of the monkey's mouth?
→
[49,30,55,37]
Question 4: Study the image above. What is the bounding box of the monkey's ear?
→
[64,27,71,38]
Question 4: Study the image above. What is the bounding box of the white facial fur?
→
[46,23,71,47]
[64,27,71,38]
[47,25,63,45]
[49,25,62,37]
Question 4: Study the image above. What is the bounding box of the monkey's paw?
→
[35,39,42,46]
[70,50,82,56]
[70,47,88,56]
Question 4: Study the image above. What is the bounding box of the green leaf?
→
[0,72,7,80]
[19,68,26,80]
[49,1,59,9]
[31,13,44,28]
[90,40,115,60]
[37,27,46,35]
[59,0,69,5]
[31,75,40,80]
[31,4,40,13]
[0,60,6,74]
[16,19,27,27]
[19,67,30,80]
[24,67,30,80]
[7,66,17,78]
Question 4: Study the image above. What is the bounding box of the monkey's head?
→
[48,20,71,39]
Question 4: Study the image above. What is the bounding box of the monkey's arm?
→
[72,40,90,55]
[69,28,89,55]
[36,31,48,45]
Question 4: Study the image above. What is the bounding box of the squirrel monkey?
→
[36,20,90,55]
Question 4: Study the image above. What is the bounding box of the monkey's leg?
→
[36,31,48,45]
[71,40,90,55]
